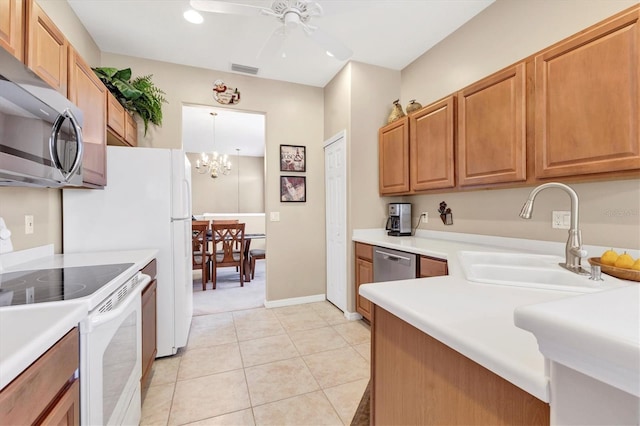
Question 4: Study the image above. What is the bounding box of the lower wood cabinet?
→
[354,242,373,322]
[141,259,158,398]
[371,306,549,425]
[0,328,80,426]
[419,256,448,278]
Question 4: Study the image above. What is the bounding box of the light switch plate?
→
[270,212,280,222]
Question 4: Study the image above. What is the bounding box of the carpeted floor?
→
[192,262,265,315]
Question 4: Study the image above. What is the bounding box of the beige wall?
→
[324,62,401,312]
[189,153,264,214]
[399,0,640,250]
[100,52,325,302]
[0,0,101,253]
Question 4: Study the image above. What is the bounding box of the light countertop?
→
[354,229,638,403]
[0,246,158,390]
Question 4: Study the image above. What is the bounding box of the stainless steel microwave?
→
[0,47,84,188]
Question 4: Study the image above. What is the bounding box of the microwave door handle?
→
[49,109,84,182]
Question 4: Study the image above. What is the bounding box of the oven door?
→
[80,274,150,426]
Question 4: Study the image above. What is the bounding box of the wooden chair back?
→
[211,222,246,288]
[192,221,210,290]
[212,219,239,225]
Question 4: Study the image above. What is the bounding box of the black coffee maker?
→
[385,203,412,236]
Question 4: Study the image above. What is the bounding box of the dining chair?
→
[250,248,266,279]
[211,223,246,289]
[192,221,211,290]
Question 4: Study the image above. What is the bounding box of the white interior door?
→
[325,131,347,312]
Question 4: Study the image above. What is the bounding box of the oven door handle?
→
[86,274,150,331]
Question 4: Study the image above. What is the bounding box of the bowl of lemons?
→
[589,249,640,282]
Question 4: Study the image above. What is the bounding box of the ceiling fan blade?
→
[304,26,352,61]
[189,0,265,16]
[257,26,287,62]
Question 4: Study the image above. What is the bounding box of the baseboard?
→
[344,311,363,321]
[264,293,326,308]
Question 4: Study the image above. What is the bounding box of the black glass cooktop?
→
[0,263,134,306]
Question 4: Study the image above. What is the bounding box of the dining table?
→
[206,230,265,283]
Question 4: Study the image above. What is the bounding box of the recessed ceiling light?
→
[326,51,335,58]
[184,9,203,24]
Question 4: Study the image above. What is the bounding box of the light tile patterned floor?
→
[141,301,370,426]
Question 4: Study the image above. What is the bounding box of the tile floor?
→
[141,301,371,425]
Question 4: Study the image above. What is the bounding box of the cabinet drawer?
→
[355,242,373,262]
[419,256,448,277]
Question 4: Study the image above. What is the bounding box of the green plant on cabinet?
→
[92,67,166,135]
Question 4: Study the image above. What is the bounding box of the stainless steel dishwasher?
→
[373,246,418,282]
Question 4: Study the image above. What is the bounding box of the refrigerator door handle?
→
[184,178,192,218]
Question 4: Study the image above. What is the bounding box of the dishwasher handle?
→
[375,249,412,262]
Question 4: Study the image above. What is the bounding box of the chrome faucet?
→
[519,182,590,275]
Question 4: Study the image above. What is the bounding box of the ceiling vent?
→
[231,63,259,75]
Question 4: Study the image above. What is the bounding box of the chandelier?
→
[195,112,232,178]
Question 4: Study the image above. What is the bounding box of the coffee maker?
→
[385,203,412,236]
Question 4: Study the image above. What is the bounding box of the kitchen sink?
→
[457,251,626,293]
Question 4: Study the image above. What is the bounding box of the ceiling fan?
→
[189,0,353,61]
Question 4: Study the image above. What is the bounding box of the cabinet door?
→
[410,96,456,191]
[355,258,373,321]
[0,0,24,61]
[107,91,125,139]
[125,113,138,147]
[379,117,410,195]
[25,0,67,94]
[458,63,527,186]
[141,278,157,396]
[68,46,107,187]
[535,7,640,178]
[37,380,80,426]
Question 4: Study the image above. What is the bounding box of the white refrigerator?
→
[63,146,193,357]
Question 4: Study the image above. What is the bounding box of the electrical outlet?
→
[421,212,428,223]
[25,215,34,234]
[552,211,570,229]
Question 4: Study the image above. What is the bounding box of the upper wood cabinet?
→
[125,113,138,146]
[25,0,67,95]
[410,96,456,191]
[107,91,125,138]
[379,116,410,195]
[107,91,138,147]
[68,46,107,187]
[0,0,24,61]
[458,63,527,187]
[535,7,640,178]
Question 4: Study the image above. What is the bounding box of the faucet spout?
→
[519,182,589,275]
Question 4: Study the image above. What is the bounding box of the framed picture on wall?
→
[280,176,306,202]
[280,145,306,172]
